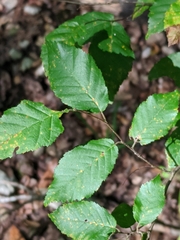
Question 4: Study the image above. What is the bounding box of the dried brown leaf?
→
[4,225,25,240]
[166,24,180,46]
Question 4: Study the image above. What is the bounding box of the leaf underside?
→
[44,138,118,205]
[0,100,63,160]
[49,201,116,240]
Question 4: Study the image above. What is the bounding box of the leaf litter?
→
[0,1,180,239]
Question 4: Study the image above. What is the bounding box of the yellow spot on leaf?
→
[100,152,104,157]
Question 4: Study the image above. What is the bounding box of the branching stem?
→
[80,110,158,169]
[101,111,158,168]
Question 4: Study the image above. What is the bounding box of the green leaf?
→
[165,113,180,169]
[0,100,64,160]
[45,11,114,46]
[133,175,165,226]
[133,5,150,19]
[133,0,154,19]
[44,11,133,57]
[165,148,177,169]
[45,41,109,112]
[89,31,133,101]
[112,203,136,228]
[146,0,176,39]
[41,11,133,104]
[44,138,118,205]
[41,12,114,75]
[164,0,180,28]
[149,53,180,87]
[129,91,179,145]
[165,122,180,166]
[41,11,134,75]
[141,233,148,240]
[49,201,116,240]
[41,12,114,81]
[99,22,134,58]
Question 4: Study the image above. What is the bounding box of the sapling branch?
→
[100,111,107,123]
[102,117,157,168]
[77,110,107,123]
[0,194,43,203]
[1,5,178,239]
[148,221,156,240]
[0,180,30,193]
[60,0,120,5]
[80,110,158,169]
[127,165,155,179]
[131,138,138,149]
[59,0,152,5]
[124,143,156,168]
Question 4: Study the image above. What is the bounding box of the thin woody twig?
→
[100,112,157,168]
[0,194,44,203]
[59,0,120,5]
[59,0,151,5]
[80,110,158,169]
[0,180,31,193]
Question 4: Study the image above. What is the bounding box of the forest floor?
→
[0,0,180,239]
